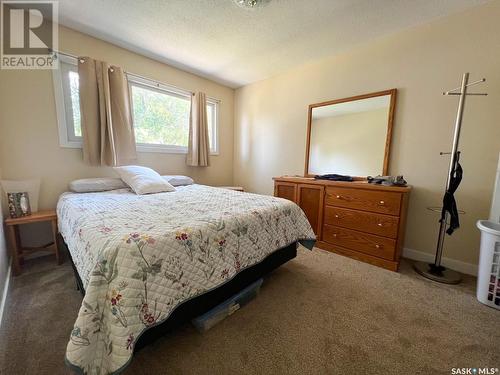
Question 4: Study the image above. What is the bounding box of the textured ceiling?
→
[54,0,490,88]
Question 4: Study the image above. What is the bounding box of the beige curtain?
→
[78,57,137,166]
[187,92,210,167]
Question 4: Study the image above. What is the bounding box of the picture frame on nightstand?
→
[7,191,31,218]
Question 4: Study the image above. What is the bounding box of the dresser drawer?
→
[322,224,396,260]
[324,206,399,238]
[325,187,401,216]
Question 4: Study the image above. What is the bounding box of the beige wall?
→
[234,1,500,266]
[0,25,235,213]
[309,108,388,176]
[1,3,499,269]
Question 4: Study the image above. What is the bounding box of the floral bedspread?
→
[57,184,315,375]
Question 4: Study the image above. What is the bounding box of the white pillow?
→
[69,178,127,193]
[114,166,176,195]
[162,175,194,186]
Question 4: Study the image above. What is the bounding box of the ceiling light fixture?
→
[233,0,271,9]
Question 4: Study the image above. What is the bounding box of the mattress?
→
[57,184,315,375]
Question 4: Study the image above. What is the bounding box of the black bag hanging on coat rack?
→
[441,151,462,236]
[413,73,487,285]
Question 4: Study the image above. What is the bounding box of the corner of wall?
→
[0,169,12,327]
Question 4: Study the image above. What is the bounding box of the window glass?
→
[130,83,190,147]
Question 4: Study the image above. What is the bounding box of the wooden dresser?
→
[273,176,411,271]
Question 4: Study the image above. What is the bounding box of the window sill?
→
[137,144,188,154]
[59,142,218,155]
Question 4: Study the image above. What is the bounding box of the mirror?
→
[305,89,396,177]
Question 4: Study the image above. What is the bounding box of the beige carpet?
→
[0,247,499,375]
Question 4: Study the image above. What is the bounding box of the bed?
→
[57,184,315,375]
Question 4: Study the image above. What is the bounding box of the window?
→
[129,77,191,153]
[206,99,218,154]
[53,55,82,148]
[53,56,219,154]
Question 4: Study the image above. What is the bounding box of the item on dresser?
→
[367,175,407,186]
[4,210,61,276]
[114,165,176,194]
[315,174,354,182]
[69,177,127,193]
[274,176,411,271]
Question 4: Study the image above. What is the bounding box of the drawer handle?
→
[379,200,385,205]
[335,214,339,218]
[377,223,383,227]
[333,233,337,238]
[336,195,341,199]
[375,244,382,249]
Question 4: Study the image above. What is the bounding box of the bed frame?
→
[58,235,298,351]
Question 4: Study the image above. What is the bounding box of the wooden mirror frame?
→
[304,88,397,178]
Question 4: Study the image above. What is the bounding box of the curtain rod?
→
[50,49,221,103]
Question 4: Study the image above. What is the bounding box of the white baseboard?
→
[403,248,478,276]
[0,261,12,328]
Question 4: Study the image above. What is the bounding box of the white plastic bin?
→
[476,220,500,309]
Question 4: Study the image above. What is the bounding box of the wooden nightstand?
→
[4,210,61,276]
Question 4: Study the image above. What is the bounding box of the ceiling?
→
[53,0,489,88]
